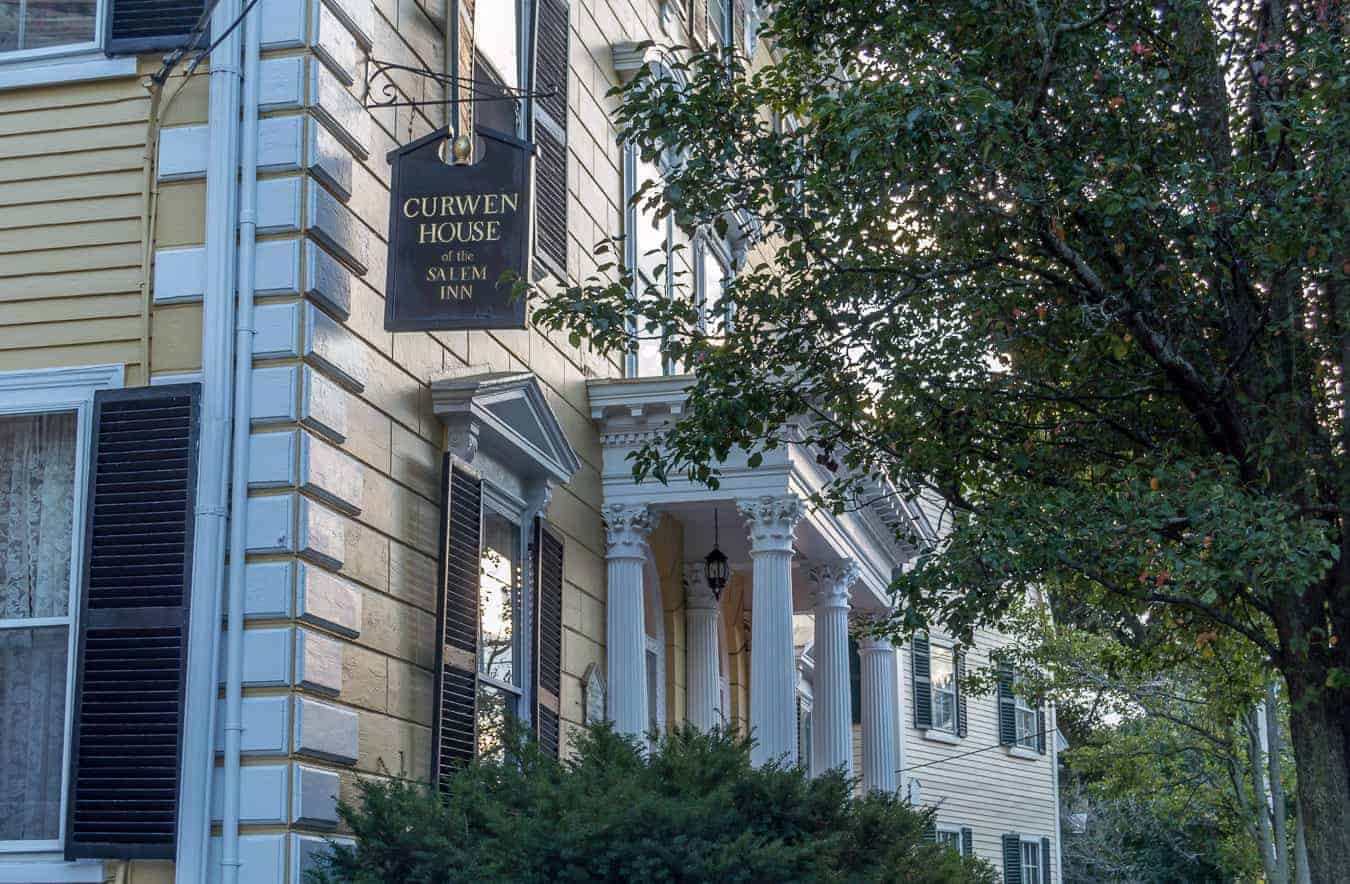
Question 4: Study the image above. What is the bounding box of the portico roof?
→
[588,374,927,609]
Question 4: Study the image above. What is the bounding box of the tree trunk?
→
[1264,682,1290,884]
[1284,673,1350,884]
[1294,803,1311,884]
[1245,708,1282,884]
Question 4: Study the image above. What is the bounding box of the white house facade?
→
[0,0,1061,883]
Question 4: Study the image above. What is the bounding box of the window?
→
[930,646,957,734]
[697,237,732,342]
[477,509,522,756]
[708,0,728,46]
[0,411,79,846]
[625,143,675,377]
[1014,674,1038,750]
[0,0,100,58]
[1021,838,1043,884]
[645,636,665,752]
[936,827,962,855]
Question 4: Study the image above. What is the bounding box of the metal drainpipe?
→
[175,0,242,879]
[221,3,262,882]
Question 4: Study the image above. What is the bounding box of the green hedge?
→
[310,724,996,883]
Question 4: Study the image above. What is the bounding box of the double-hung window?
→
[696,236,732,342]
[1014,674,1038,750]
[0,0,101,59]
[625,143,676,377]
[0,410,79,848]
[477,508,523,757]
[930,645,957,734]
[1020,837,1043,884]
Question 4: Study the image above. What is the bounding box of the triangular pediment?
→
[431,370,581,484]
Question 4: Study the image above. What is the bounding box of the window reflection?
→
[479,512,519,686]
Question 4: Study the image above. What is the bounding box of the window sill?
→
[0,857,104,884]
[0,55,138,92]
[922,728,962,745]
[1006,745,1043,761]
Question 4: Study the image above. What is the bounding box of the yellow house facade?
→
[0,2,1062,883]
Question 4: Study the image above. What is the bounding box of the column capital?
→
[809,559,859,609]
[737,494,804,554]
[603,503,653,560]
[683,562,720,609]
[857,634,896,654]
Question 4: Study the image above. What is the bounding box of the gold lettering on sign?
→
[404,188,522,304]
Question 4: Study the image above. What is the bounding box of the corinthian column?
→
[809,559,858,778]
[859,634,900,792]
[737,495,804,767]
[603,503,653,740]
[684,563,722,731]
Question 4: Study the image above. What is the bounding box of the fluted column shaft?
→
[859,635,900,792]
[684,564,722,731]
[738,495,804,767]
[810,561,858,778]
[604,504,653,740]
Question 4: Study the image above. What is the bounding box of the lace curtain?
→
[0,411,77,842]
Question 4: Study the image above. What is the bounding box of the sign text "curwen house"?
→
[403,192,522,245]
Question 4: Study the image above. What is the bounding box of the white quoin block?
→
[307,117,354,202]
[255,238,301,297]
[257,176,303,235]
[252,301,301,359]
[215,695,290,755]
[306,183,369,274]
[304,302,368,392]
[297,496,346,570]
[301,365,349,443]
[260,0,306,49]
[296,627,344,696]
[158,125,208,180]
[311,0,361,86]
[300,430,365,515]
[250,365,299,426]
[294,697,359,764]
[259,55,305,112]
[306,240,354,320]
[211,764,289,824]
[153,246,206,303]
[257,114,304,174]
[309,60,370,161]
[245,495,293,554]
[292,765,341,827]
[241,560,294,620]
[297,562,363,637]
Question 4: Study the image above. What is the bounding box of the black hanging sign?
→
[384,126,534,331]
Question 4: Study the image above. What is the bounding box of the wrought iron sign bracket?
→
[365,59,557,111]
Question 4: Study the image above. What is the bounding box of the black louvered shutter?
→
[848,636,862,724]
[533,518,564,758]
[961,826,974,858]
[997,660,1017,746]
[65,385,199,860]
[1041,837,1052,882]
[432,458,482,790]
[911,636,932,729]
[1002,833,1023,884]
[955,648,968,737]
[1037,705,1048,754]
[532,0,570,278]
[106,0,209,55]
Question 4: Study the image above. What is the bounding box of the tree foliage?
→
[308,725,994,883]
[534,0,1349,876]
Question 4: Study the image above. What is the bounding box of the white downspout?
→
[175,0,243,880]
[222,3,262,883]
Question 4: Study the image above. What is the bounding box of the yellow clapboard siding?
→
[155,181,206,247]
[0,315,142,350]
[0,195,143,231]
[150,304,202,372]
[0,293,142,326]
[0,170,143,207]
[0,243,140,278]
[0,96,148,137]
[0,77,146,114]
[0,121,147,161]
[158,76,211,127]
[0,219,141,254]
[0,342,138,373]
[0,267,144,302]
[0,147,143,184]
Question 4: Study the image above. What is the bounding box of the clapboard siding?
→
[0,69,157,386]
[902,628,1060,882]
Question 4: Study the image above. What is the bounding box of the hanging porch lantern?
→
[704,509,730,600]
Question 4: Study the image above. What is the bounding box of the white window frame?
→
[1014,674,1038,750]
[479,482,531,724]
[623,141,678,378]
[644,634,666,750]
[0,0,107,66]
[928,639,958,736]
[693,233,734,337]
[0,364,122,861]
[1020,836,1044,884]
[935,824,965,856]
